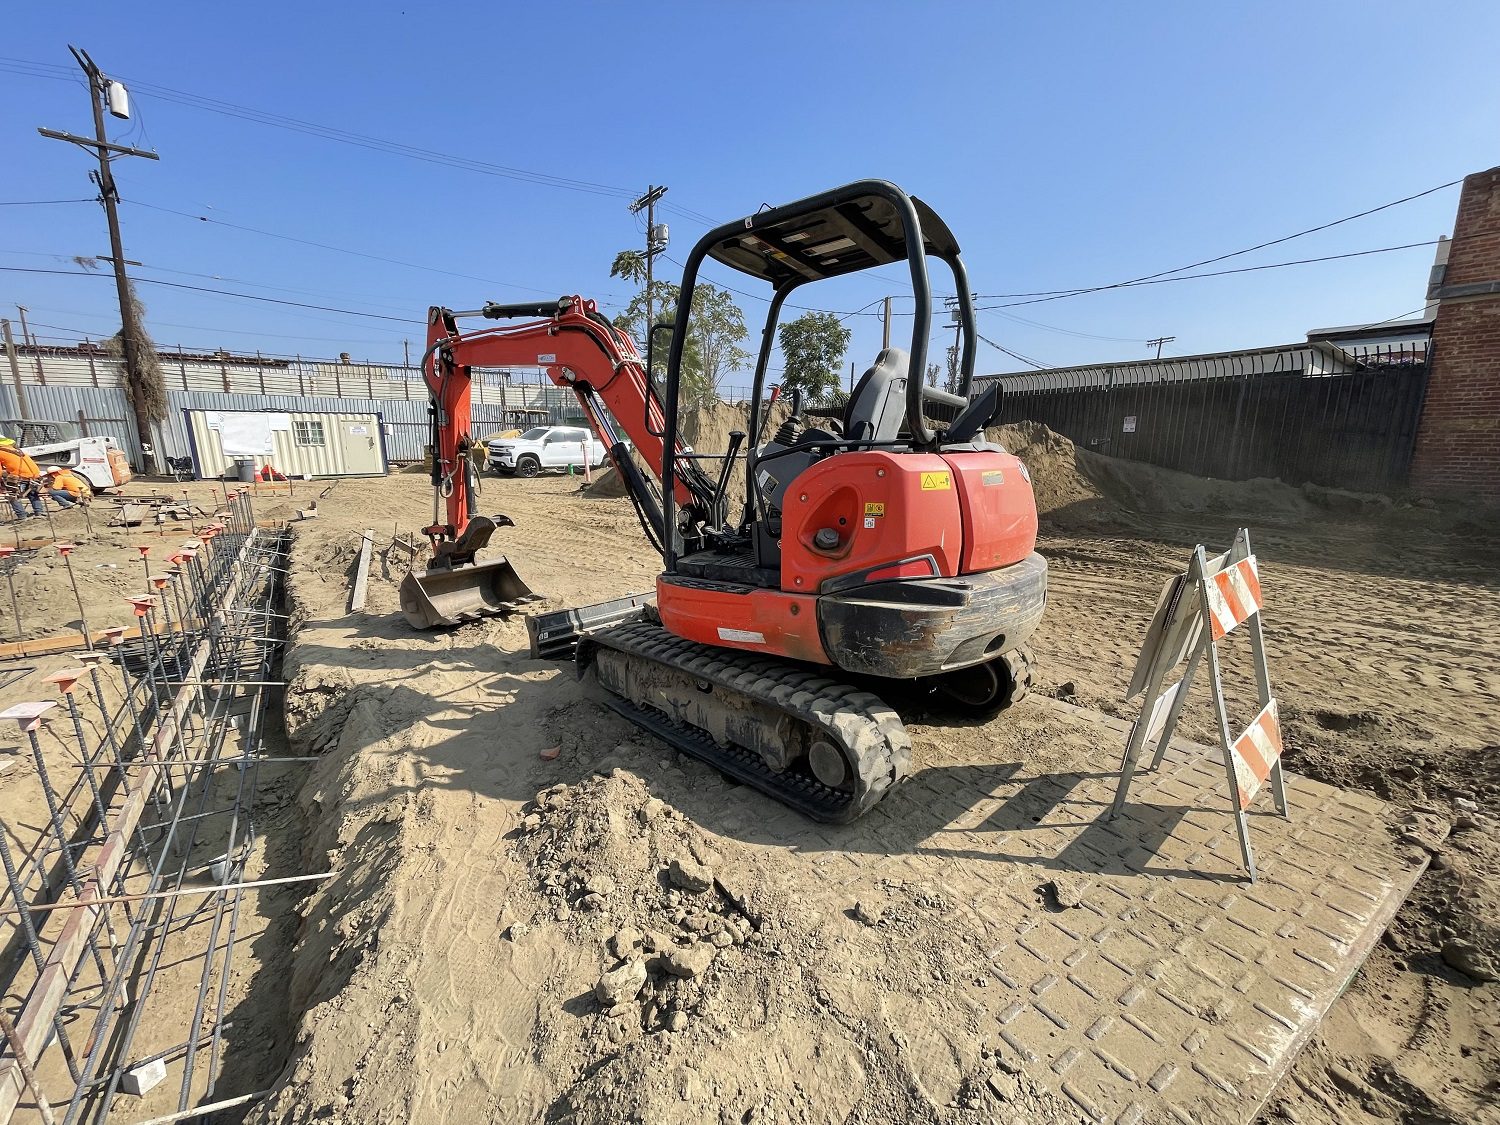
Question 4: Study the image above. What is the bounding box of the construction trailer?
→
[183,408,389,479]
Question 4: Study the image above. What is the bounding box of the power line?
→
[977,240,1442,309]
[23,314,406,345]
[124,199,589,299]
[3,54,714,227]
[0,248,417,312]
[0,198,95,206]
[974,331,1053,370]
[973,178,1460,305]
[0,265,422,324]
[984,308,1150,343]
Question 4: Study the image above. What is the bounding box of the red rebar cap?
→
[44,669,84,694]
[126,596,157,618]
[148,573,171,590]
[56,542,77,556]
[77,651,105,667]
[0,701,56,732]
[103,625,128,646]
[134,545,151,558]
[168,553,184,566]
[0,546,13,558]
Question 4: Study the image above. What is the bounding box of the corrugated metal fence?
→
[0,347,587,466]
[984,342,1430,491]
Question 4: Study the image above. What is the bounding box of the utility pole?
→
[1,320,28,420]
[1146,336,1175,360]
[881,296,892,351]
[629,185,669,359]
[39,46,161,472]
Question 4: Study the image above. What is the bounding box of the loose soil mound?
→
[584,400,789,508]
[988,420,1314,528]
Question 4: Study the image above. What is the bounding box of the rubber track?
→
[586,621,911,824]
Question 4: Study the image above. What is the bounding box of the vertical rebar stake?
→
[56,544,91,650]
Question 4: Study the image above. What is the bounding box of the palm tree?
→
[610,250,647,285]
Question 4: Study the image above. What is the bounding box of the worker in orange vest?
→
[0,437,45,519]
[43,466,90,509]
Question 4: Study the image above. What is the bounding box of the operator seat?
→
[844,348,910,443]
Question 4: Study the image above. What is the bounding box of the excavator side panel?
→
[941,450,1039,574]
[655,576,831,665]
[777,451,964,595]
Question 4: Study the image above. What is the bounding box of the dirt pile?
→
[585,399,789,510]
[989,420,1316,528]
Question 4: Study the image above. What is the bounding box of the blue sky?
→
[3,2,1496,391]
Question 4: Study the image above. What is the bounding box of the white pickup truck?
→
[486,425,618,477]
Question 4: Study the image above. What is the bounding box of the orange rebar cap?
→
[126,596,157,618]
[0,701,56,732]
[44,669,84,694]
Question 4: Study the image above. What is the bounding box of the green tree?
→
[687,283,749,406]
[613,279,747,410]
[777,312,851,403]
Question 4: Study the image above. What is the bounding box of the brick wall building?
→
[1410,166,1500,501]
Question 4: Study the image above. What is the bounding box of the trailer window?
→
[293,420,326,447]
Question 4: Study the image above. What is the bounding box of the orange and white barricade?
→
[1109,528,1287,881]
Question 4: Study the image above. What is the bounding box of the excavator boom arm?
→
[422,296,717,556]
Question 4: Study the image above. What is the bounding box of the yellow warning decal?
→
[919,471,952,491]
[863,502,886,516]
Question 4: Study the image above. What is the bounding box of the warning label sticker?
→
[863,502,886,516]
[982,469,1005,486]
[863,516,877,528]
[919,471,952,491]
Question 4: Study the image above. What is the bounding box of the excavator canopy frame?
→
[661,179,982,570]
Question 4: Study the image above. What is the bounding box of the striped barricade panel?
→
[1205,555,1262,640]
[1229,699,1283,809]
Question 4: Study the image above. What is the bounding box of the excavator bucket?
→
[399,556,539,629]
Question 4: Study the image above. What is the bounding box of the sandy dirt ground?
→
[239,423,1495,1125]
[1,422,1495,1123]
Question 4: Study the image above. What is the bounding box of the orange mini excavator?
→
[399,180,1047,822]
